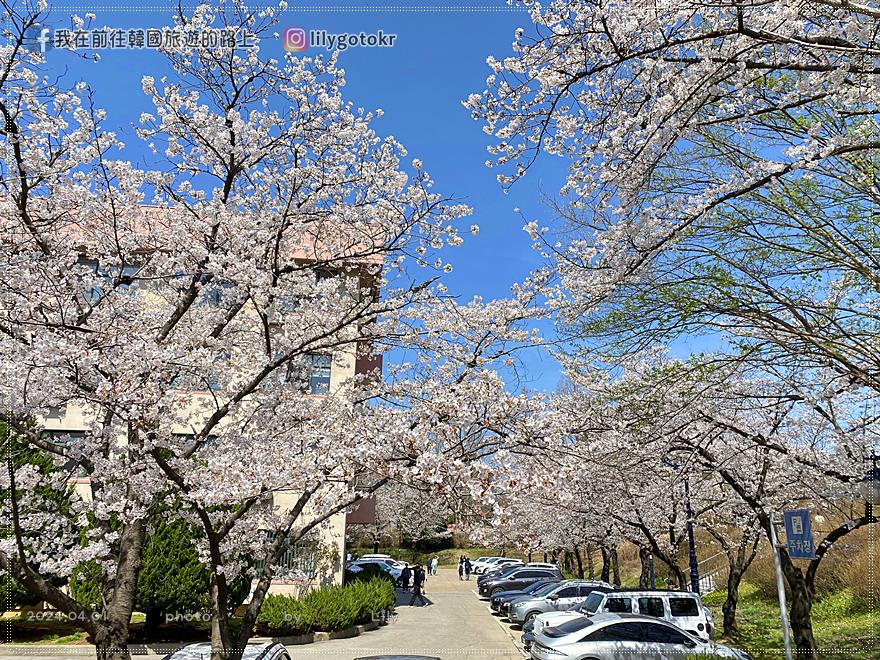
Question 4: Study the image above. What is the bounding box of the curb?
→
[252,618,381,646]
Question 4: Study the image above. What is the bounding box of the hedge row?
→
[257,577,395,636]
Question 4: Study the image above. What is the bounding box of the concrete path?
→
[0,569,522,660]
[308,567,522,660]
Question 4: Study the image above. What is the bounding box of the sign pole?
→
[770,515,794,660]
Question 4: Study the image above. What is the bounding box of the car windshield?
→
[532,582,561,596]
[522,581,552,594]
[543,617,594,637]
[495,565,522,577]
[573,592,605,614]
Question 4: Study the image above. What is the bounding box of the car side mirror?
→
[683,639,696,648]
[548,594,558,600]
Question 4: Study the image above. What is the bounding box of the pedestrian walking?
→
[458,556,465,580]
[464,557,472,580]
[409,564,428,606]
[430,556,439,575]
[399,564,412,591]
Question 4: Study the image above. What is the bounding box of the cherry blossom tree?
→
[1,2,549,659]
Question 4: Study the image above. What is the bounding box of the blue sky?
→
[38,2,573,390]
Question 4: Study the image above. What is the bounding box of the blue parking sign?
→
[784,509,816,559]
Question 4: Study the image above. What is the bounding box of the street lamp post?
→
[662,456,700,593]
[857,452,880,517]
[684,476,700,594]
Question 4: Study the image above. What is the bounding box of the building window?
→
[277,353,333,394]
[40,430,88,477]
[277,268,337,312]
[78,259,140,302]
[253,534,318,580]
[307,354,332,394]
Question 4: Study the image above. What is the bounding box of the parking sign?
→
[784,509,816,559]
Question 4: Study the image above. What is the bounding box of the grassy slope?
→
[702,583,879,659]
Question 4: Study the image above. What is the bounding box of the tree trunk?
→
[722,568,744,638]
[610,546,621,587]
[573,547,584,579]
[94,623,134,660]
[528,549,533,563]
[599,547,611,583]
[543,550,548,563]
[143,608,162,637]
[373,540,379,554]
[586,546,594,579]
[638,546,651,589]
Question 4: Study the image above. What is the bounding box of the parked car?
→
[162,642,291,660]
[478,566,563,597]
[524,562,560,571]
[471,556,506,574]
[473,557,523,575]
[490,578,562,613]
[346,559,404,581]
[477,563,527,586]
[358,554,408,568]
[508,580,614,625]
[529,613,751,660]
[354,657,442,660]
[524,589,714,648]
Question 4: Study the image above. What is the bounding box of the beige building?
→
[38,219,382,595]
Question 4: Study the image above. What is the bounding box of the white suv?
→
[529,590,714,642]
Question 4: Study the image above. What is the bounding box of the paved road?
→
[0,569,522,660]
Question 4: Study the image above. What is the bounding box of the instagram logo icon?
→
[283,27,308,52]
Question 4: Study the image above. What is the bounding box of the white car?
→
[529,589,714,642]
[526,562,561,571]
[357,554,408,569]
[162,642,290,660]
[471,556,506,574]
[530,613,751,660]
[475,557,524,575]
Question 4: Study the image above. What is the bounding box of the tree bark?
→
[722,567,744,638]
[573,547,584,578]
[599,546,611,583]
[638,546,652,589]
[143,608,162,637]
[610,546,621,587]
[586,546,594,579]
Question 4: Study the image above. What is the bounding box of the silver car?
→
[162,642,291,660]
[508,580,614,625]
[530,613,751,660]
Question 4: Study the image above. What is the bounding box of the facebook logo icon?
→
[23,24,53,53]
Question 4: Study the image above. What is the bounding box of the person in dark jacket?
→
[399,564,412,591]
[464,557,472,580]
[409,565,428,606]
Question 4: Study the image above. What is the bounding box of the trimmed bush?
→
[257,577,395,636]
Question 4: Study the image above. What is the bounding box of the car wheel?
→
[490,587,506,596]
[524,611,539,625]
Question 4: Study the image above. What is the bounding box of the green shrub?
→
[0,574,42,612]
[257,577,395,636]
[137,516,210,630]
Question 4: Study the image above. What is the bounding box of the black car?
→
[477,563,525,587]
[477,567,563,597]
[490,578,561,613]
